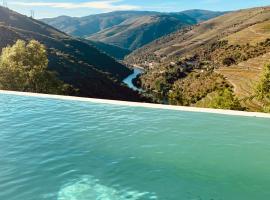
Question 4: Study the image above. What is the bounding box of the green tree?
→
[255,63,270,112]
[0,40,76,95]
[256,63,270,100]
[208,88,244,110]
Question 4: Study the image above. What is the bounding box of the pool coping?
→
[1,90,270,119]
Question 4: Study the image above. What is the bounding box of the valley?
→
[1,5,270,112]
[125,6,270,112]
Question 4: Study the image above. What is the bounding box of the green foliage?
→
[256,63,270,100]
[0,40,76,95]
[208,88,244,110]
[168,72,228,106]
[255,63,270,112]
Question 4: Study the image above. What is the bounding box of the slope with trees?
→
[0,6,143,101]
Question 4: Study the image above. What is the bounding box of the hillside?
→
[88,14,196,50]
[126,7,270,64]
[84,40,131,60]
[42,10,225,50]
[125,6,270,111]
[0,6,142,101]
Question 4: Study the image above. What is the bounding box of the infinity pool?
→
[0,93,270,200]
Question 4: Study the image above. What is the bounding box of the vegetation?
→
[168,72,229,106]
[0,40,76,94]
[207,89,244,110]
[255,63,270,112]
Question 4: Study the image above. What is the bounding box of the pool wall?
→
[1,90,270,119]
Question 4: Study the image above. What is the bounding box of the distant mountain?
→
[181,9,228,22]
[88,13,196,50]
[0,6,142,101]
[125,6,270,111]
[42,11,159,38]
[41,10,226,51]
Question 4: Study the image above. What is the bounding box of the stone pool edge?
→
[1,90,270,119]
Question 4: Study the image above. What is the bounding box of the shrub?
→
[208,88,244,110]
[222,57,236,66]
[255,63,270,112]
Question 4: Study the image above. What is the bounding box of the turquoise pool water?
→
[0,94,270,200]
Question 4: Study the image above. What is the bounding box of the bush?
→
[255,63,270,112]
[222,57,236,66]
[208,88,244,110]
[0,40,77,95]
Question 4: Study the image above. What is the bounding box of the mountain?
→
[125,6,270,111]
[42,10,226,51]
[41,11,159,38]
[88,13,196,50]
[181,9,228,22]
[0,6,142,101]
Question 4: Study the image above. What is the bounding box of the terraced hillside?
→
[126,6,270,111]
[126,7,270,65]
[0,6,142,101]
[217,52,270,110]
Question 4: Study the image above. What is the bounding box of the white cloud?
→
[10,0,140,10]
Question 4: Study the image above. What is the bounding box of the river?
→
[123,67,143,91]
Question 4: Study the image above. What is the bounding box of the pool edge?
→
[1,90,270,119]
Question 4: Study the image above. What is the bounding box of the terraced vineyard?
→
[226,20,270,45]
[216,52,270,111]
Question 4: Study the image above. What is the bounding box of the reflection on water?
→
[58,175,157,200]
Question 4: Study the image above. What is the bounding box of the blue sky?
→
[6,0,270,18]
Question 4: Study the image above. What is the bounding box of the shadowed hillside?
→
[84,40,131,60]
[0,6,143,101]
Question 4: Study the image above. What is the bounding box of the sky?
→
[4,0,270,19]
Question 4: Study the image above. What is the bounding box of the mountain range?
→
[0,6,141,101]
[42,10,226,52]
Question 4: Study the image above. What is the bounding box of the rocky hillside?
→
[126,6,270,111]
[0,6,142,101]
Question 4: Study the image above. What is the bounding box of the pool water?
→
[0,94,270,200]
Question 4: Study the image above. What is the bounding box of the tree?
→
[256,63,270,100]
[255,63,270,112]
[208,88,244,110]
[0,40,76,95]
